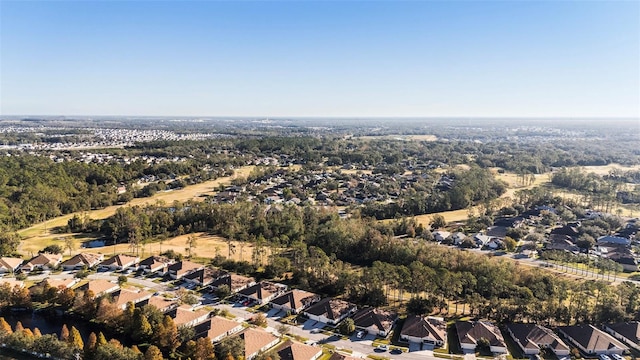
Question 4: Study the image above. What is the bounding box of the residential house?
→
[60,253,104,270]
[0,257,23,274]
[168,260,204,280]
[400,315,447,347]
[184,267,228,287]
[604,322,640,351]
[144,296,178,313]
[205,316,244,343]
[456,320,507,354]
[597,236,631,247]
[240,327,279,360]
[433,231,451,242]
[99,254,140,271]
[546,234,580,253]
[139,255,175,275]
[43,278,78,290]
[209,273,256,293]
[558,325,628,355]
[505,323,570,356]
[78,279,120,297]
[551,225,580,238]
[270,289,320,314]
[451,232,467,245]
[20,253,62,272]
[328,353,360,360]
[113,289,153,310]
[494,217,524,229]
[276,340,322,360]
[303,298,357,326]
[237,281,288,305]
[0,279,24,289]
[473,234,492,248]
[170,305,210,327]
[351,307,397,338]
[487,238,505,250]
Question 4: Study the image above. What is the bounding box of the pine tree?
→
[14,321,24,333]
[59,324,69,341]
[33,327,42,337]
[85,332,97,355]
[195,337,215,360]
[131,345,142,355]
[96,331,108,346]
[144,345,164,360]
[68,326,84,350]
[22,328,34,337]
[160,315,179,353]
[0,317,13,334]
[133,310,153,342]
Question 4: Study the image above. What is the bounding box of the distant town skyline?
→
[1,1,638,118]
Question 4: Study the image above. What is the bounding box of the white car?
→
[376,344,388,351]
[355,330,364,339]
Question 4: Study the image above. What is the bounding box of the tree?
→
[85,332,98,358]
[68,325,84,350]
[338,318,355,335]
[215,285,231,300]
[60,324,69,341]
[251,313,267,327]
[132,309,153,342]
[158,315,179,354]
[64,237,75,257]
[276,324,289,336]
[407,297,435,315]
[0,317,13,334]
[144,345,164,360]
[97,332,108,346]
[187,235,197,258]
[216,336,244,360]
[503,236,517,252]
[430,214,447,230]
[195,337,216,360]
[118,275,128,285]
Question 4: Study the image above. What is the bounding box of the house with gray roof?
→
[505,323,570,356]
[604,322,640,351]
[558,325,628,355]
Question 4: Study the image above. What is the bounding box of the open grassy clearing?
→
[17,166,255,256]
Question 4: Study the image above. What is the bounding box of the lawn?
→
[16,166,255,257]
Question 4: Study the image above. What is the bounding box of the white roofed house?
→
[204,316,244,343]
[77,279,120,298]
[351,307,397,338]
[400,315,447,348]
[170,305,211,328]
[0,257,23,273]
[60,252,104,270]
[99,254,140,271]
[113,288,153,310]
[240,327,279,360]
[433,231,451,242]
[20,253,62,272]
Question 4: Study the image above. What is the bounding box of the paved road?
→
[216,302,441,360]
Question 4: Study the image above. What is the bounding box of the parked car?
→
[355,330,364,339]
[376,344,388,352]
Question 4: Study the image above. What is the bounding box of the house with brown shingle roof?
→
[303,298,357,326]
[184,267,227,287]
[276,340,322,360]
[505,323,570,356]
[270,289,320,314]
[604,322,640,351]
[99,254,140,271]
[456,320,507,354]
[77,279,120,298]
[205,316,244,342]
[237,281,288,305]
[400,315,447,347]
[558,325,628,355]
[61,252,104,270]
[20,253,62,272]
[113,288,153,310]
[0,257,23,273]
[139,255,175,275]
[328,352,361,360]
[351,307,397,337]
[210,273,256,293]
[168,260,204,280]
[144,296,178,313]
[240,327,279,360]
[170,305,210,327]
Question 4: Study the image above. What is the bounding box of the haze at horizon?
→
[1,1,638,118]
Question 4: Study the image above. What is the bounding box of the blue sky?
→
[1,1,638,118]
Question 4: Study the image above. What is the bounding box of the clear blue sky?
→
[1,0,638,118]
